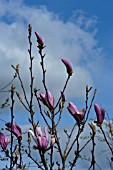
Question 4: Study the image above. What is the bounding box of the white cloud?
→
[0,0,105,102]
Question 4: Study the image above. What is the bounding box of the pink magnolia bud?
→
[47,91,54,108]
[40,91,54,109]
[67,102,85,123]
[67,102,78,115]
[6,123,22,138]
[0,132,10,150]
[35,32,44,47]
[94,103,105,124]
[40,92,47,105]
[61,58,73,76]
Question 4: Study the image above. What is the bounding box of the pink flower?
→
[40,91,54,109]
[35,32,44,47]
[0,132,10,150]
[67,102,85,123]
[94,103,105,124]
[61,58,73,76]
[29,126,55,150]
[5,123,22,138]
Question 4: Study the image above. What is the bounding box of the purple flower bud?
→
[67,102,78,115]
[0,132,10,150]
[35,32,44,47]
[5,123,22,138]
[47,91,54,108]
[94,103,105,124]
[67,102,85,123]
[40,92,47,105]
[61,58,73,76]
[40,91,54,109]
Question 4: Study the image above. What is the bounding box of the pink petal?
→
[35,32,44,46]
[61,58,73,76]
[67,102,78,115]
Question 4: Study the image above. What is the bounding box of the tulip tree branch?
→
[28,24,36,135]
[70,134,91,169]
[64,123,77,157]
[55,75,70,109]
[11,64,30,109]
[38,47,50,106]
[67,88,97,168]
[16,91,30,112]
[79,138,91,153]
[64,87,95,162]
[55,100,66,129]
[50,111,55,170]
[34,89,50,128]
[39,150,48,170]
[37,42,56,121]
[54,130,64,168]
[36,37,56,170]
[55,110,63,128]
[10,84,15,169]
[0,73,17,93]
[28,24,34,115]
[85,88,97,122]
[26,150,45,170]
[0,98,10,109]
[26,133,44,170]
[85,85,92,111]
[18,138,22,169]
[65,124,84,159]
[70,125,81,169]
[99,124,113,156]
[88,123,96,170]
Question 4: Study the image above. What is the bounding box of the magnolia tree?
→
[0,25,113,170]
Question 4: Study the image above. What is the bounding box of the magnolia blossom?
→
[67,102,85,123]
[94,103,105,124]
[61,58,73,76]
[0,132,10,150]
[40,91,54,109]
[35,32,44,47]
[29,126,55,150]
[5,123,22,138]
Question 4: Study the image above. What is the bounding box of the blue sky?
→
[0,0,113,169]
[24,0,113,54]
[0,0,112,122]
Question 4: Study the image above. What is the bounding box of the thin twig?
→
[10,84,15,169]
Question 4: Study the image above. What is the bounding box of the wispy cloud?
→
[0,0,106,101]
